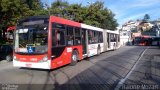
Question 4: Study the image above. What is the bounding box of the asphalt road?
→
[0,46,159,90]
[120,46,160,90]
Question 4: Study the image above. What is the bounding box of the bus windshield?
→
[14,25,48,54]
[135,37,141,43]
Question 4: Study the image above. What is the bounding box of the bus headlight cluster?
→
[39,56,48,62]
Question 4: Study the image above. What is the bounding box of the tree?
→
[50,1,118,30]
[83,1,118,30]
[83,1,104,27]
[0,0,47,39]
[31,0,48,15]
[0,0,33,38]
[100,8,118,30]
[143,14,150,22]
[50,0,68,17]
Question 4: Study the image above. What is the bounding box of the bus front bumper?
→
[13,60,51,69]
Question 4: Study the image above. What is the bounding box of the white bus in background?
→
[81,23,120,58]
[103,30,120,51]
[81,24,104,57]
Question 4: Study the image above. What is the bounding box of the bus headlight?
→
[14,56,16,59]
[39,56,48,62]
[13,56,18,61]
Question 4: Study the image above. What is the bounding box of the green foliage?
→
[143,14,150,22]
[50,0,68,17]
[0,0,118,38]
[0,0,48,39]
[50,0,118,30]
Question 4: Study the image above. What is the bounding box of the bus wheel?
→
[70,50,78,66]
[97,47,101,55]
[6,55,12,62]
[113,43,116,50]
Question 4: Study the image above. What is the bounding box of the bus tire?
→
[97,46,101,55]
[6,55,12,62]
[113,43,116,51]
[70,50,78,66]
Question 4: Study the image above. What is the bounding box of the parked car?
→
[0,44,13,61]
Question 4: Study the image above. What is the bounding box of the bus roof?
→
[105,29,119,34]
[50,16,81,27]
[81,23,103,32]
[135,35,151,38]
[17,15,81,27]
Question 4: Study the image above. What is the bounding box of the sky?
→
[42,0,160,26]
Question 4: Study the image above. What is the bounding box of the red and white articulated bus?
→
[13,16,120,69]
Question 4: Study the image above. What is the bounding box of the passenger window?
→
[66,26,74,46]
[74,27,81,45]
[56,30,65,46]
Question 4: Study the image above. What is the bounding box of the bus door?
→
[81,29,87,55]
[116,34,118,47]
[107,33,110,48]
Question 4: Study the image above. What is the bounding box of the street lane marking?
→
[114,47,149,90]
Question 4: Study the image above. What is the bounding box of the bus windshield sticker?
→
[27,46,35,53]
[67,48,72,53]
[18,48,27,52]
[18,29,28,33]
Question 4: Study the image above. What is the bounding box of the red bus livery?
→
[13,16,120,69]
[134,35,152,46]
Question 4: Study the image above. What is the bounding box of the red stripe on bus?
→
[50,16,80,27]
[51,45,83,69]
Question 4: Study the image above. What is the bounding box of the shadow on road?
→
[12,46,149,90]
[53,61,122,90]
[51,47,145,90]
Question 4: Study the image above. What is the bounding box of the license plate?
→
[26,63,32,67]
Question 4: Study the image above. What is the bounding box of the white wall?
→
[120,30,131,46]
